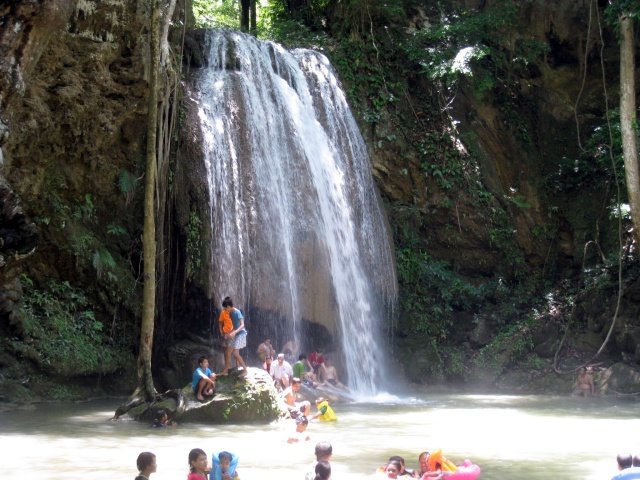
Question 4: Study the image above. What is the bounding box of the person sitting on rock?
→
[270,352,293,390]
[263,355,273,373]
[294,354,318,387]
[309,350,324,374]
[318,357,347,390]
[192,356,217,401]
[282,339,298,362]
[257,338,276,363]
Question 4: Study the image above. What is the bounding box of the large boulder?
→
[122,367,286,424]
[179,367,286,423]
[598,363,640,395]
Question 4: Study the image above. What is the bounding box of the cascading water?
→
[194,30,397,396]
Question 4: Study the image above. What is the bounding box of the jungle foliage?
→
[14,276,133,376]
[137,0,637,385]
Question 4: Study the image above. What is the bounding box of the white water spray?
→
[194,30,397,396]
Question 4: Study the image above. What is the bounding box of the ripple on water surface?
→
[0,394,637,480]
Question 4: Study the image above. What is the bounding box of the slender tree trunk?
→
[240,0,250,31]
[250,0,257,35]
[137,0,161,401]
[620,14,640,244]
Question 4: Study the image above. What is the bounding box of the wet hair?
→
[137,452,156,472]
[389,455,405,466]
[315,441,333,460]
[218,451,232,462]
[152,409,167,426]
[198,356,207,366]
[314,460,331,480]
[617,454,633,469]
[386,460,402,475]
[222,296,233,308]
[295,415,309,426]
[299,354,307,360]
[189,448,207,471]
[633,455,640,467]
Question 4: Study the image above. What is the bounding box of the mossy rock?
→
[120,367,286,424]
[179,367,285,424]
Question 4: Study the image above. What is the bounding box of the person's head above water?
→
[136,452,156,474]
[418,452,430,472]
[295,415,309,432]
[188,448,208,473]
[218,451,233,472]
[314,441,333,461]
[617,454,633,470]
[385,460,402,479]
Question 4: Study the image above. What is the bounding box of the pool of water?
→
[0,393,636,479]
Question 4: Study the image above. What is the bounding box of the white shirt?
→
[270,360,293,380]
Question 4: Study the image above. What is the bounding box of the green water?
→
[0,393,637,479]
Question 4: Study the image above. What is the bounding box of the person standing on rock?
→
[218,296,248,375]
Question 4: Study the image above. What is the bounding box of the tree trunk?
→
[620,14,640,244]
[240,0,250,31]
[250,0,257,35]
[137,0,162,401]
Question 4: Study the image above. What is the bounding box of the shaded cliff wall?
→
[366,0,627,278]
[354,0,640,385]
[0,0,153,399]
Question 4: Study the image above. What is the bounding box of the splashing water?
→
[194,30,397,396]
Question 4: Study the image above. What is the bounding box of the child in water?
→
[287,415,311,443]
[135,451,156,480]
[151,409,176,428]
[187,448,209,480]
[219,451,240,480]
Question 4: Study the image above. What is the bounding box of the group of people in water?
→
[132,445,483,480]
[612,454,640,480]
[134,449,240,480]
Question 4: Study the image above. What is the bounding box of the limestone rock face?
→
[599,363,640,395]
[0,0,150,394]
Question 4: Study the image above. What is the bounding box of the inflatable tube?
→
[210,452,238,480]
[447,459,481,480]
[427,449,457,473]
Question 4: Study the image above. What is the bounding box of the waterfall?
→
[193,30,397,396]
